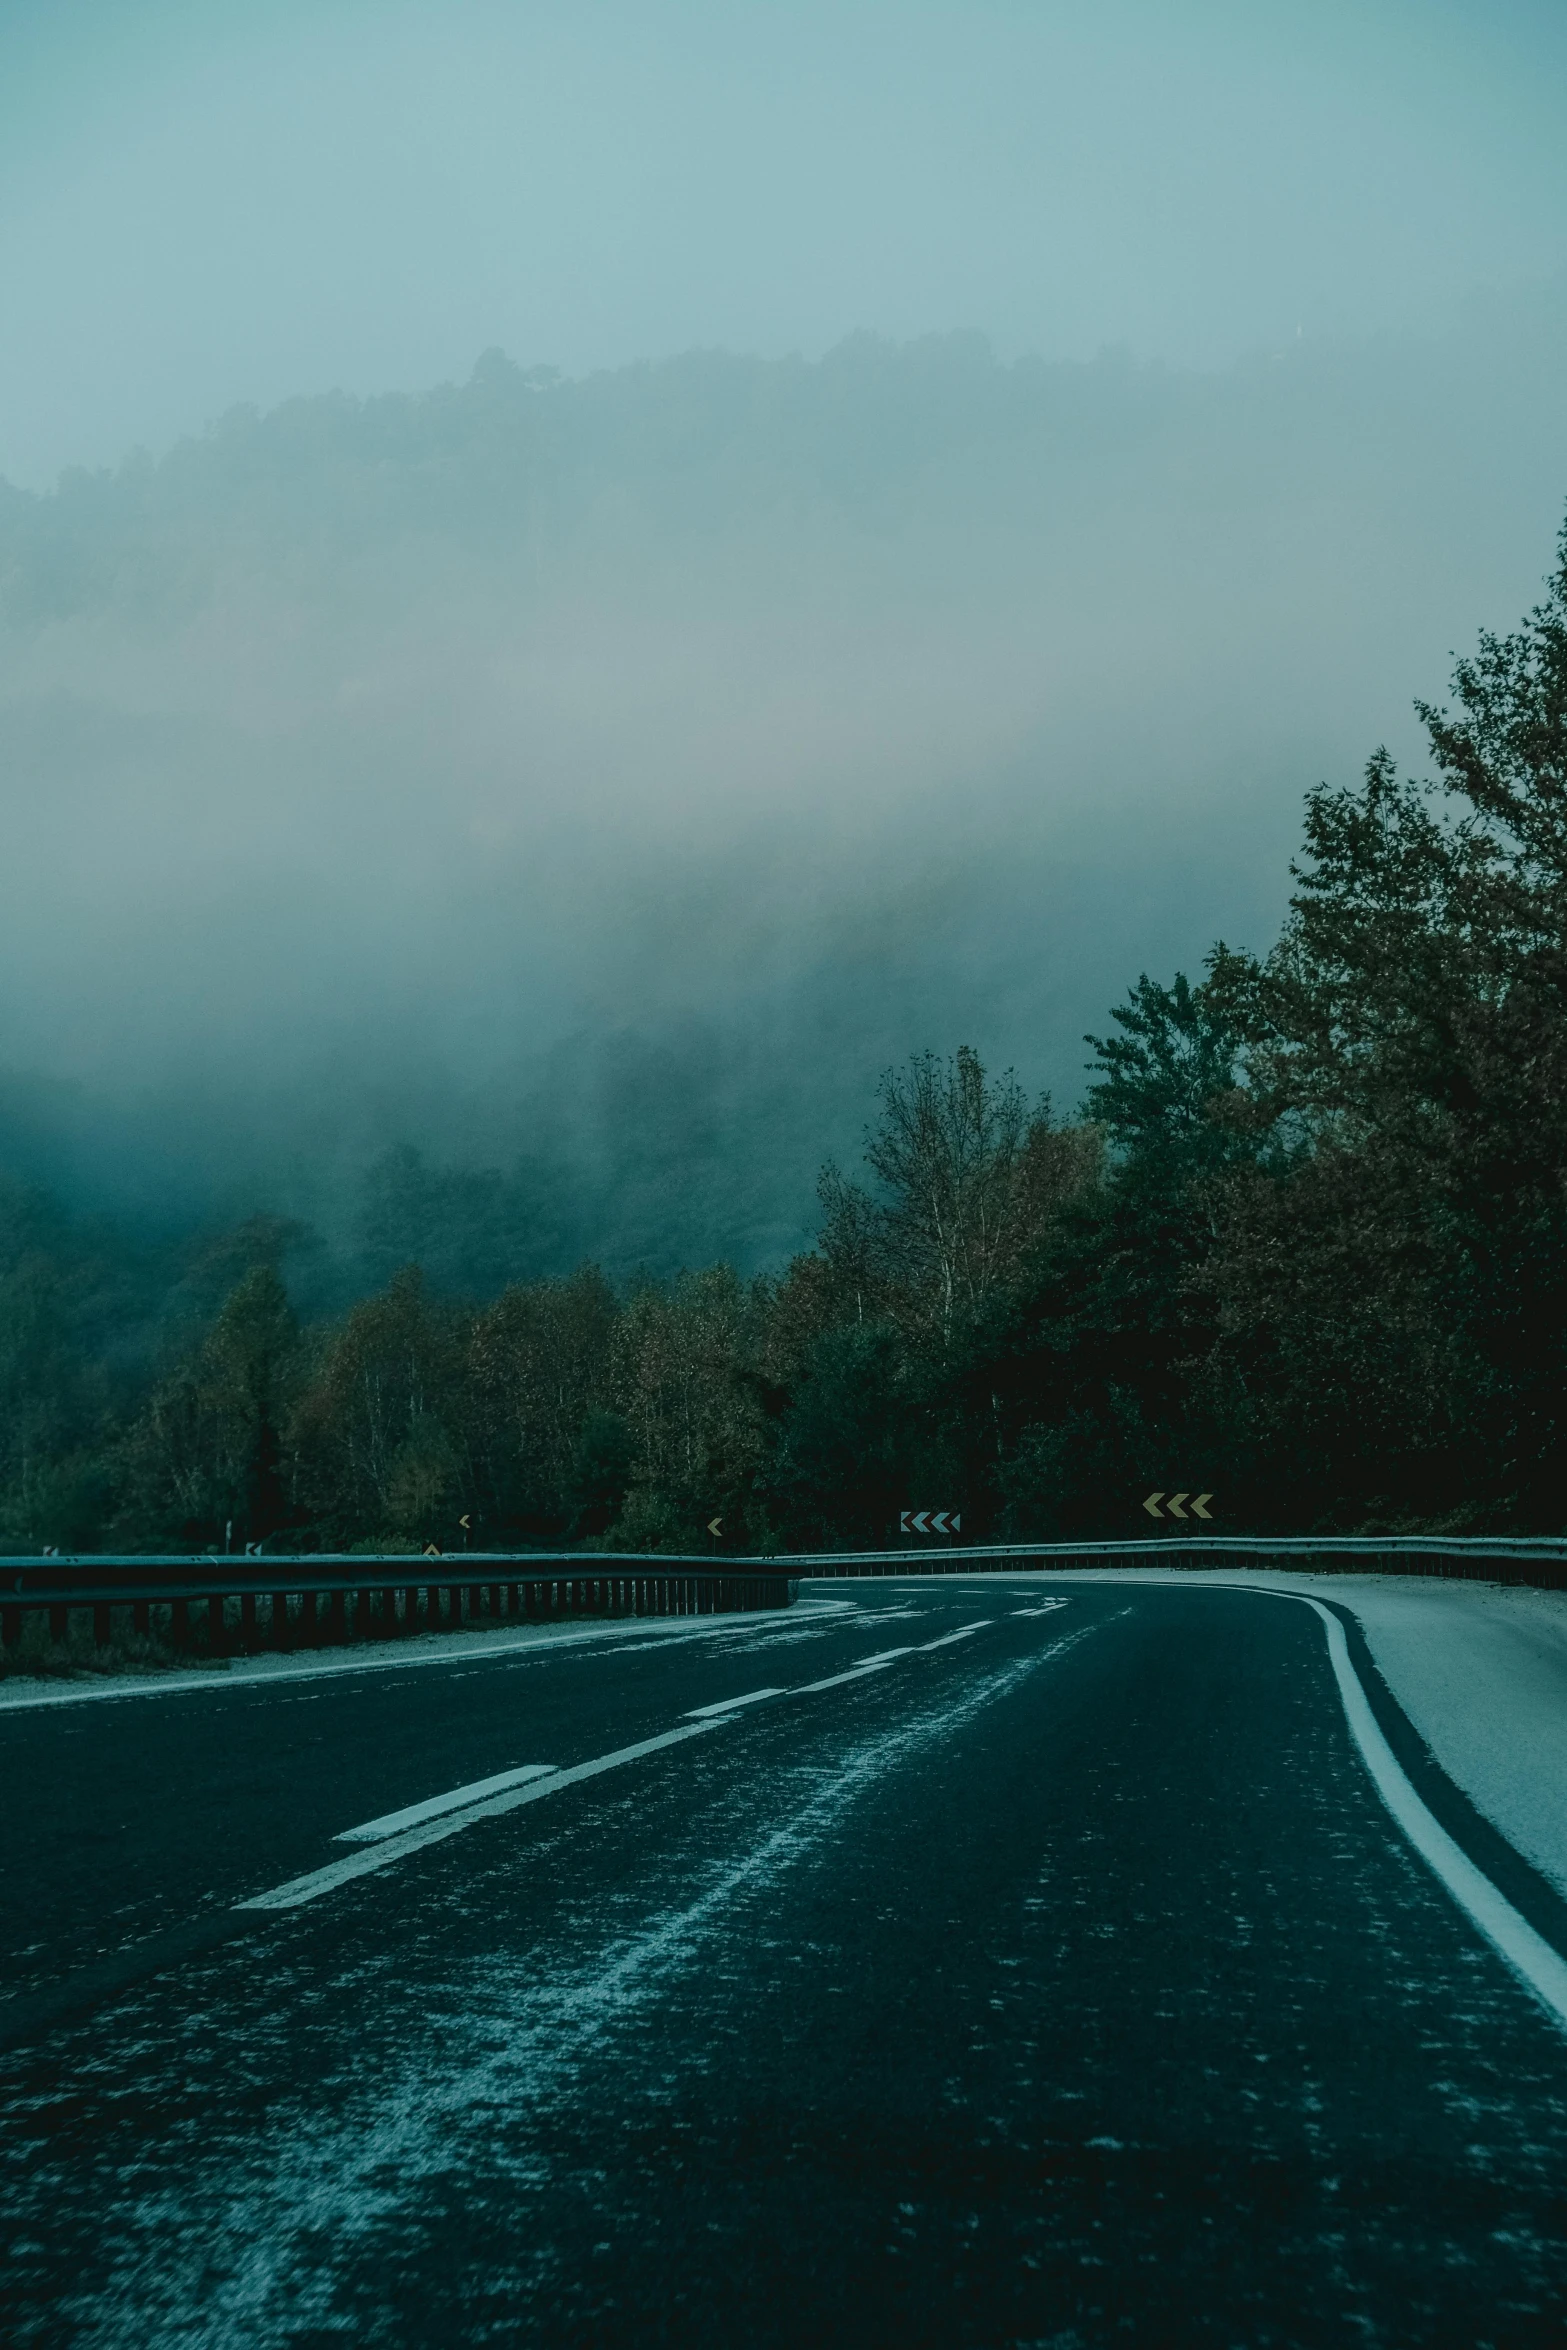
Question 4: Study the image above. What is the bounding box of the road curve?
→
[4,1576,1567,2345]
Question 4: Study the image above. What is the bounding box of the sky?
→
[1,2,1566,1272]
[4,0,1567,488]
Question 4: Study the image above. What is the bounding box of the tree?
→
[1084,972,1242,1182]
[1206,519,1567,1525]
[121,1266,302,1547]
[824,1048,1093,1353]
[608,1266,767,1549]
[467,1267,618,1538]
[292,1266,471,1545]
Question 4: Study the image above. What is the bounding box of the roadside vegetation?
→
[6,528,1567,1551]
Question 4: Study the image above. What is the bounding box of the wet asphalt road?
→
[3,1576,1567,2346]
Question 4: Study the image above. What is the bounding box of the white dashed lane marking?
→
[684,1686,788,1719]
[798,1649,913,1693]
[240,1608,1061,1912]
[336,1764,559,1843]
[918,1621,993,1649]
[239,1724,725,1911]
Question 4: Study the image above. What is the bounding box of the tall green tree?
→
[121,1266,303,1548]
[1208,522,1567,1525]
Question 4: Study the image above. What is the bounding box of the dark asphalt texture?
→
[3,1577,1567,2346]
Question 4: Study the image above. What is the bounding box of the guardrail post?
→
[2,1603,19,1648]
[134,1598,150,1637]
[93,1602,111,1646]
[272,1590,291,1648]
[241,1592,257,1645]
[208,1594,226,1654]
[171,1598,190,1650]
[328,1587,348,1644]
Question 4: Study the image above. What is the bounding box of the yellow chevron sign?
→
[1142,1491,1213,1521]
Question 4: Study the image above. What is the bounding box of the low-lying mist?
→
[3,293,1566,1281]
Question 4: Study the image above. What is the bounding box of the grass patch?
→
[0,1608,198,1681]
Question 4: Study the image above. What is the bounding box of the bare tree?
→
[832,1047,1098,1350]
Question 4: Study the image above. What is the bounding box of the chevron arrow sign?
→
[1141,1491,1213,1521]
[900,1510,962,1535]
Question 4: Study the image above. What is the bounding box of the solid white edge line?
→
[335,1763,559,1843]
[232,1575,1567,2029]
[684,1686,787,1719]
[236,1719,727,1910]
[1293,1592,1567,2033]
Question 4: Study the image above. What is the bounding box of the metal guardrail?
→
[775,1535,1567,1587]
[5,1532,1564,1661]
[0,1554,800,1656]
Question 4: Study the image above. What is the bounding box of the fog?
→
[2,4,1566,1280]
[7,2,1567,485]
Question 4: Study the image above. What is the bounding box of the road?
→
[4,1575,1567,2345]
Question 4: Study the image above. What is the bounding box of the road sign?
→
[1142,1491,1213,1521]
[424,1543,442,1558]
[900,1510,962,1535]
[458,1514,471,1532]
[708,1517,723,1538]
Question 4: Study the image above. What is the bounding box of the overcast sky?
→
[5,0,1567,488]
[3,1,1566,1265]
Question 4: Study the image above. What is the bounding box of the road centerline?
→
[797,1653,910,1693]
[918,1620,993,1648]
[335,1764,560,1844]
[237,1608,1025,1916]
[236,1720,729,1912]
[684,1686,788,1719]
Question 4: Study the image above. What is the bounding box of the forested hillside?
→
[3,305,1565,1272]
[6,526,1566,1552]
